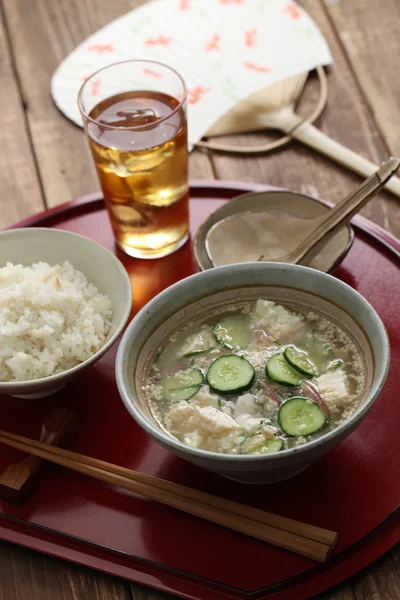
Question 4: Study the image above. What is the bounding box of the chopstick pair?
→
[0,429,337,562]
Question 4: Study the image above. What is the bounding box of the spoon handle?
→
[288,157,400,264]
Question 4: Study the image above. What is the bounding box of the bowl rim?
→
[193,190,355,273]
[116,262,390,463]
[0,227,133,388]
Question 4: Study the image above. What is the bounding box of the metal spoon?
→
[206,157,400,268]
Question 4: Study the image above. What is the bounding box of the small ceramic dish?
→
[193,190,354,272]
[116,262,389,484]
[0,228,132,399]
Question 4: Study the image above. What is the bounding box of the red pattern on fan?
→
[145,35,172,46]
[87,44,115,54]
[283,3,301,20]
[245,29,257,47]
[205,34,221,52]
[187,86,211,104]
[244,61,272,73]
[91,79,101,96]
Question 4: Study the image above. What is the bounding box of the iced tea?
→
[79,61,189,258]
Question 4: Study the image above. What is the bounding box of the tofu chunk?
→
[241,417,266,434]
[195,406,238,435]
[166,401,197,433]
[195,386,219,408]
[316,370,348,406]
[234,393,256,417]
[254,300,303,340]
[184,430,205,448]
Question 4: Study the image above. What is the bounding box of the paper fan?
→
[51,0,332,149]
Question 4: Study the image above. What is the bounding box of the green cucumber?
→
[278,397,327,436]
[326,358,344,373]
[181,349,211,359]
[162,369,203,402]
[241,434,284,454]
[207,355,254,395]
[266,353,304,386]
[322,342,336,359]
[212,316,251,350]
[284,346,317,377]
[260,437,284,453]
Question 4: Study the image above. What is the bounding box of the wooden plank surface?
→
[131,584,176,600]
[210,0,399,235]
[0,5,43,226]
[352,548,400,600]
[0,0,399,598]
[1,0,213,208]
[0,540,132,600]
[315,586,355,600]
[324,0,400,158]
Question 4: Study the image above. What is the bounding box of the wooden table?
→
[0,0,399,598]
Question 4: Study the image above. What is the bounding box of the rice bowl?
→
[0,228,132,399]
[0,261,113,382]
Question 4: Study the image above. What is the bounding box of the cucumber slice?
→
[260,437,284,453]
[162,385,200,402]
[162,369,203,402]
[326,358,344,373]
[322,342,336,359]
[212,316,251,350]
[207,355,255,395]
[241,434,284,454]
[266,353,304,386]
[284,346,317,377]
[181,349,211,359]
[279,397,327,436]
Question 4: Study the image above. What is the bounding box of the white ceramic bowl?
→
[116,263,389,484]
[0,228,132,399]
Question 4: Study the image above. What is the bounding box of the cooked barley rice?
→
[0,261,112,382]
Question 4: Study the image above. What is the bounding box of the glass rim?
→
[77,59,187,131]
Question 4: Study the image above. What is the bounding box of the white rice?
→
[0,261,113,382]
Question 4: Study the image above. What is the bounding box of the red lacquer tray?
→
[0,181,399,600]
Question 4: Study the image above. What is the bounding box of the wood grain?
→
[129,547,400,600]
[131,584,176,600]
[324,0,400,158]
[0,0,398,599]
[0,540,132,600]
[1,0,213,208]
[315,585,356,600]
[210,0,400,236]
[0,6,43,227]
[352,546,400,600]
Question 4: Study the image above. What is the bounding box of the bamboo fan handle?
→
[289,121,400,199]
[195,66,329,154]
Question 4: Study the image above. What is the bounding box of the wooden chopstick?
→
[0,429,336,547]
[0,430,336,562]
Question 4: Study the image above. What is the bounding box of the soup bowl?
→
[116,263,389,484]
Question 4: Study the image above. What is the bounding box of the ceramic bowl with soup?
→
[116,263,389,484]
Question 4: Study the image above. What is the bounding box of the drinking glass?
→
[78,60,189,258]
